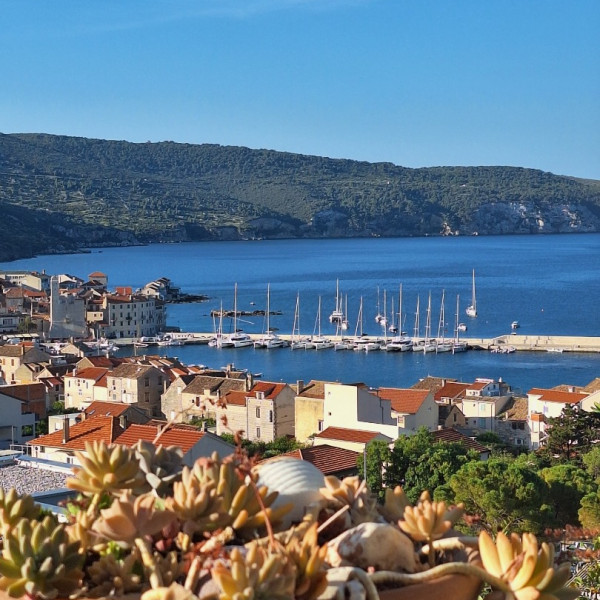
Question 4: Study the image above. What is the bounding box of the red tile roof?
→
[223,381,287,407]
[378,388,430,414]
[85,401,130,418]
[0,382,45,401]
[29,416,124,450]
[527,388,589,404]
[468,381,488,391]
[315,426,386,444]
[434,382,469,401]
[431,428,490,454]
[114,424,204,452]
[278,444,359,475]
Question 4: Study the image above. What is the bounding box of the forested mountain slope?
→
[1,132,599,261]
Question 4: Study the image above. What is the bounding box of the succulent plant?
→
[85,552,143,597]
[134,440,184,496]
[0,488,41,536]
[177,452,291,540]
[399,491,464,543]
[0,515,83,600]
[66,440,148,500]
[284,523,328,600]
[211,542,296,600]
[92,493,178,548]
[319,475,379,526]
[166,465,230,537]
[378,485,411,523]
[478,530,579,600]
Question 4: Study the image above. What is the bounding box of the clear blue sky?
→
[2,0,599,179]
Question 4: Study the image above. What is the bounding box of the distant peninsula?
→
[1,132,600,262]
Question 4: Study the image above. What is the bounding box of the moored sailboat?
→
[466,269,478,318]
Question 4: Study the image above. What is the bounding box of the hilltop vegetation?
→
[1,132,600,261]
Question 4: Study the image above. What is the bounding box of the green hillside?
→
[1,132,599,261]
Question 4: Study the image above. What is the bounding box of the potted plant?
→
[0,440,579,600]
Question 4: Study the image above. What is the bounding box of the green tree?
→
[579,492,600,530]
[364,429,477,504]
[362,440,391,500]
[542,405,600,464]
[540,463,593,526]
[446,455,552,534]
[583,446,600,483]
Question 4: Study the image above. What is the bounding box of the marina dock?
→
[114,333,600,353]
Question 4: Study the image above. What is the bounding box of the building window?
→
[256,427,261,438]
[145,378,149,387]
[269,410,273,423]
[318,420,323,432]
[478,418,486,428]
[145,392,150,402]
[256,407,260,418]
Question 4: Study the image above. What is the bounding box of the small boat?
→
[547,347,564,353]
[329,279,348,330]
[511,321,520,330]
[466,269,477,318]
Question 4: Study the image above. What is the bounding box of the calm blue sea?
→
[2,234,600,393]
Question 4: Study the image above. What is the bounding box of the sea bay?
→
[2,234,600,393]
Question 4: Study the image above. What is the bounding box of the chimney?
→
[202,421,207,432]
[297,379,305,394]
[63,416,70,443]
[245,372,254,391]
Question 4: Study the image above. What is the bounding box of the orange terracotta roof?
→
[222,381,287,407]
[114,424,204,452]
[468,381,488,391]
[378,388,429,414]
[289,444,359,475]
[0,382,45,401]
[85,401,130,418]
[79,356,125,368]
[222,390,248,407]
[88,271,106,277]
[431,428,490,454]
[315,426,386,443]
[435,382,469,401]
[29,416,123,450]
[528,388,589,404]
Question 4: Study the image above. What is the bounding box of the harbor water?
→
[2,234,600,393]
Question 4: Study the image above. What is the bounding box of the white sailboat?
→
[290,293,309,350]
[453,294,468,353]
[329,279,348,330]
[436,289,453,353]
[254,284,287,349]
[334,296,354,350]
[466,269,477,318]
[209,300,234,348]
[412,295,423,351]
[306,296,333,350]
[422,292,437,353]
[385,284,413,351]
[223,283,253,348]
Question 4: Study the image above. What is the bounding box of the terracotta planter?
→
[378,544,482,600]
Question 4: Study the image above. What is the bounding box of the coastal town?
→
[1,267,600,593]
[1,268,599,472]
